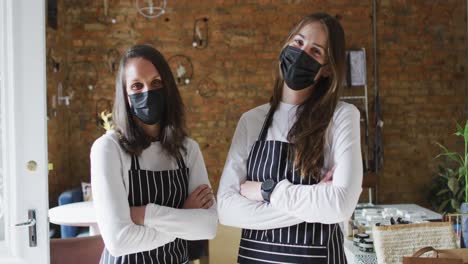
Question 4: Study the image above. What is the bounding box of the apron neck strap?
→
[176,153,187,169]
[131,154,141,170]
[258,106,276,141]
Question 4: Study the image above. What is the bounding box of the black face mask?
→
[279,46,323,90]
[128,89,165,125]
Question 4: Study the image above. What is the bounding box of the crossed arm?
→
[217,106,363,229]
[91,137,217,257]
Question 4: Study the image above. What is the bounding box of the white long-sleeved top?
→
[91,131,218,257]
[217,101,363,230]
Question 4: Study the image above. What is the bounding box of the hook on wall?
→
[192,17,209,49]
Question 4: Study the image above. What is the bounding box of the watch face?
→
[262,179,275,191]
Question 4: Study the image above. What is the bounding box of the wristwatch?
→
[261,179,277,202]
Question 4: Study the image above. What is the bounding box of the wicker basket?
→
[373,222,457,264]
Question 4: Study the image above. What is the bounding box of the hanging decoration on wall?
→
[66,61,99,92]
[96,0,118,25]
[47,48,61,73]
[57,82,74,107]
[47,56,60,73]
[346,49,367,87]
[136,0,167,19]
[105,48,120,74]
[95,98,113,127]
[196,77,217,98]
[192,17,209,49]
[168,55,193,86]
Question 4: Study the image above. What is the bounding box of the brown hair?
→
[270,13,346,180]
[112,44,187,158]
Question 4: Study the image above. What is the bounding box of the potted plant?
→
[428,166,465,214]
[435,120,468,247]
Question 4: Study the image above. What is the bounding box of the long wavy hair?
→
[270,13,346,180]
[112,44,187,158]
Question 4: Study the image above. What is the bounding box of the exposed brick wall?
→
[377,0,466,205]
[46,0,466,209]
[47,0,77,207]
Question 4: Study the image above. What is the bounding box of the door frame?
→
[0,0,49,263]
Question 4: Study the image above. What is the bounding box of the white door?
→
[0,0,49,263]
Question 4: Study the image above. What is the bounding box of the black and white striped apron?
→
[100,154,189,264]
[238,109,347,264]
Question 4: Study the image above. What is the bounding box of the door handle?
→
[15,218,36,227]
[15,209,37,247]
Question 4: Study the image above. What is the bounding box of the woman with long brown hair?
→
[91,44,217,264]
[218,13,362,263]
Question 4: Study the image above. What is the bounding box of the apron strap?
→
[258,106,276,141]
[131,155,141,170]
[176,153,187,169]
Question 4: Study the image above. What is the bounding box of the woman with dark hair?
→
[91,44,217,264]
[217,13,362,263]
